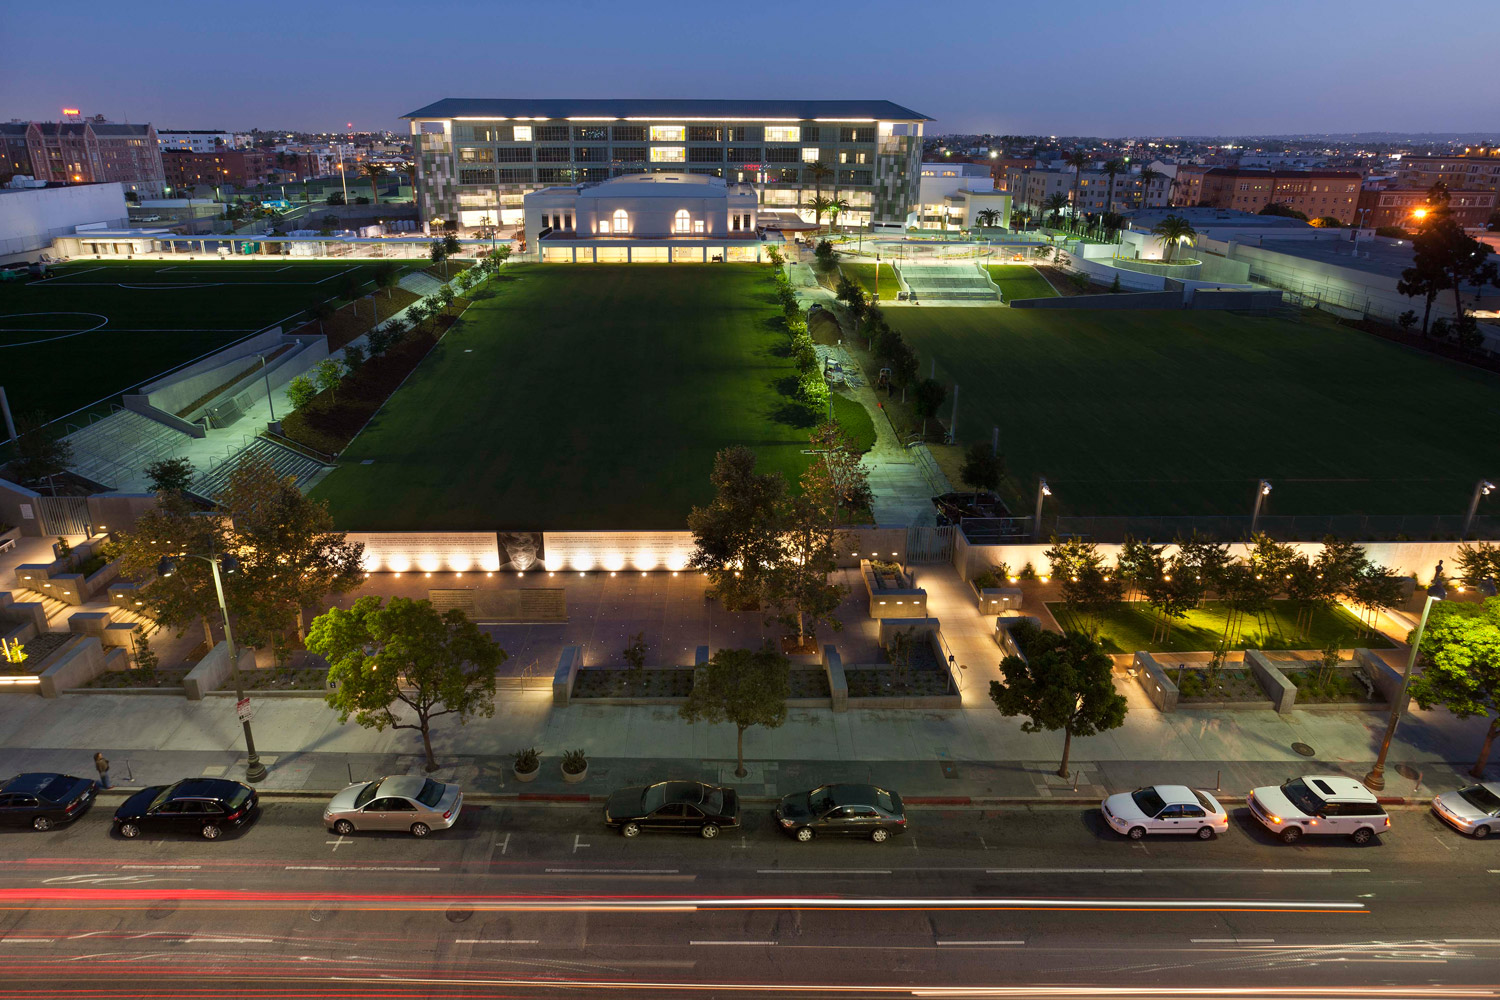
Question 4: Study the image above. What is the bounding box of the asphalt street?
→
[1,796,1499,998]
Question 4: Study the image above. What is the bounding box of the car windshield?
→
[40,776,75,800]
[641,784,667,813]
[1459,784,1500,813]
[353,780,383,809]
[416,779,445,808]
[1192,790,1218,812]
[1131,787,1167,816]
[149,782,183,811]
[226,785,252,809]
[702,788,724,815]
[875,789,895,812]
[1281,778,1326,815]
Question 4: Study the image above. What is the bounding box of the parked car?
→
[1248,775,1389,844]
[323,775,462,838]
[1432,782,1500,838]
[1101,785,1229,840]
[604,780,740,839]
[774,783,907,843]
[0,773,97,831]
[113,778,258,840]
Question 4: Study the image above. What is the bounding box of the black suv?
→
[0,773,97,831]
[114,779,258,840]
[774,784,907,843]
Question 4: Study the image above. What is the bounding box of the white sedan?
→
[1102,785,1229,840]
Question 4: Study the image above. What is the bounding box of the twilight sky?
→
[4,0,1495,137]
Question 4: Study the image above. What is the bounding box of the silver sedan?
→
[323,775,463,838]
[1433,782,1500,838]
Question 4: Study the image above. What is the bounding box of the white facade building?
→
[525,173,765,263]
[0,180,128,259]
[157,130,236,153]
[916,162,1011,230]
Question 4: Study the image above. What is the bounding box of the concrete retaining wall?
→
[1356,647,1408,710]
[862,560,928,618]
[0,479,44,537]
[1011,290,1184,309]
[182,641,256,700]
[38,636,107,697]
[823,644,848,712]
[87,493,159,536]
[552,645,583,706]
[0,591,47,636]
[1134,651,1179,713]
[1244,649,1296,714]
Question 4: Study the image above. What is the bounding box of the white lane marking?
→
[1433,835,1455,852]
[325,835,351,852]
[119,865,200,870]
[286,866,439,872]
[1446,939,1500,944]
[185,937,274,945]
[455,939,540,945]
[572,834,589,853]
[0,939,57,944]
[496,833,510,855]
[689,940,777,946]
[757,869,893,875]
[1192,938,1276,943]
[983,867,1369,875]
[544,868,679,874]
[936,940,1025,946]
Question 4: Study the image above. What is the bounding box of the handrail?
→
[260,429,337,465]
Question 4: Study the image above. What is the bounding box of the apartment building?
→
[1003,165,1169,218]
[0,117,165,198]
[162,148,272,190]
[402,98,930,232]
[1357,183,1497,230]
[1394,150,1500,193]
[157,129,236,153]
[1172,166,1361,224]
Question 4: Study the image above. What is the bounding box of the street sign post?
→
[236,697,253,723]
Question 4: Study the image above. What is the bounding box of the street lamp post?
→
[1364,581,1446,791]
[256,354,275,423]
[1351,207,1371,257]
[157,553,266,783]
[1033,477,1051,542]
[1250,480,1272,534]
[1463,479,1495,539]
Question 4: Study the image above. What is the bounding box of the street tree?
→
[976,208,1000,228]
[1457,542,1500,589]
[374,262,400,299]
[341,344,366,372]
[144,457,197,495]
[688,447,786,611]
[286,375,318,413]
[1045,536,1123,640]
[912,378,948,439]
[991,623,1127,778]
[361,162,386,205]
[312,358,345,401]
[1114,535,1163,605]
[307,299,336,335]
[959,442,1003,503]
[429,239,448,278]
[679,644,791,778]
[114,492,234,648]
[442,233,462,265]
[1407,597,1500,778]
[766,438,849,648]
[810,421,872,522]
[1349,561,1405,638]
[309,596,505,772]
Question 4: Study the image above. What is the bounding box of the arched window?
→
[613,209,629,233]
[674,209,691,233]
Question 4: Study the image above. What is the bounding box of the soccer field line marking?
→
[28,266,104,284]
[315,266,358,284]
[0,312,110,348]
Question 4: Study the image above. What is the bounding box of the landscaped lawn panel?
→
[313,264,862,530]
[890,307,1500,516]
[986,264,1058,301]
[1048,600,1394,654]
[839,262,900,299]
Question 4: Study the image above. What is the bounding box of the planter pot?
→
[513,764,540,783]
[561,762,588,784]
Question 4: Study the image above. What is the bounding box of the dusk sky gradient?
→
[5,0,1496,137]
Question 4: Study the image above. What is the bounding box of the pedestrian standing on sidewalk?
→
[94,752,111,790]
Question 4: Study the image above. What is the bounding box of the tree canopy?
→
[679,644,791,777]
[1408,597,1500,777]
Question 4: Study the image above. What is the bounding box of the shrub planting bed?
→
[1284,667,1381,704]
[572,667,695,699]
[86,668,189,690]
[789,668,832,699]
[845,667,952,697]
[1172,668,1268,704]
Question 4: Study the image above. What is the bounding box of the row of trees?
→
[1397,182,1499,350]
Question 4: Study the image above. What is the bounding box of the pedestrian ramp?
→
[898,264,998,302]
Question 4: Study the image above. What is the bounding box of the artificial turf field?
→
[889,307,1500,517]
[312,264,875,531]
[0,259,419,417]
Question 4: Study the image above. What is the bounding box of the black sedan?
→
[774,783,907,843]
[113,778,258,841]
[604,780,740,839]
[0,773,97,831]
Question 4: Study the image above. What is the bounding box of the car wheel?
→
[1350,827,1374,845]
[794,826,814,842]
[1128,826,1147,841]
[333,819,355,836]
[32,816,53,832]
[411,822,431,838]
[871,827,890,844]
[701,823,720,839]
[621,822,641,838]
[1196,826,1216,840]
[1473,824,1492,840]
[118,822,140,839]
[1280,826,1303,844]
[201,824,222,840]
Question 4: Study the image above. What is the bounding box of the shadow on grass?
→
[774,375,800,398]
[772,403,819,429]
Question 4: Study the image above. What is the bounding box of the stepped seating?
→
[898,265,999,302]
[64,410,194,490]
[191,436,329,500]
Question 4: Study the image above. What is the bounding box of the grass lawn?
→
[986,264,1057,301]
[312,264,874,531]
[839,262,901,300]
[0,259,419,418]
[1049,600,1392,654]
[889,307,1500,517]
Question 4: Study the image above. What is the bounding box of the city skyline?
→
[4,0,1496,137]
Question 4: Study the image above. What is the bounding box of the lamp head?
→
[219,554,240,575]
[1483,481,1495,497]
[1482,577,1499,598]
[1259,480,1272,496]
[156,556,177,578]
[1429,581,1448,603]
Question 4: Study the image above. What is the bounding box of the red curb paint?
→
[905,796,973,805]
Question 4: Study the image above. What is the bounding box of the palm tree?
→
[826,196,849,233]
[976,208,999,229]
[1063,149,1089,230]
[361,163,386,205]
[1151,215,1197,262]
[806,160,833,206]
[1100,159,1125,216]
[1137,166,1161,209]
[811,195,833,233]
[1044,192,1069,228]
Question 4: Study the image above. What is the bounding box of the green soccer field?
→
[985,264,1058,301]
[312,264,873,531]
[0,259,419,418]
[888,307,1500,518]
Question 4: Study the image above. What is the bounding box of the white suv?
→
[1248,775,1389,844]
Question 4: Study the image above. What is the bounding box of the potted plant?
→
[512,747,541,784]
[561,748,588,784]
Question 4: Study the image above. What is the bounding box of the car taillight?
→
[896,816,907,825]
[442,809,452,820]
[1384,816,1390,827]
[225,808,244,822]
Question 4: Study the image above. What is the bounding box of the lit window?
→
[766,126,800,143]
[598,219,611,234]
[613,209,628,233]
[650,147,685,163]
[513,125,532,141]
[675,209,691,233]
[801,147,820,162]
[650,125,685,142]
[693,219,705,233]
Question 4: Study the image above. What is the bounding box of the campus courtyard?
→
[312,264,874,530]
[889,306,1500,518]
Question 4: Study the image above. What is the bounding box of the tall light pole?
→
[1250,479,1272,534]
[1464,479,1495,539]
[256,354,275,422]
[1033,477,1051,542]
[1364,580,1446,791]
[1351,207,1371,257]
[157,553,266,783]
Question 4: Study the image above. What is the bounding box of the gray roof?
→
[404,98,930,121]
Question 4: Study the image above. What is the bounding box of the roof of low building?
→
[404,98,930,121]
